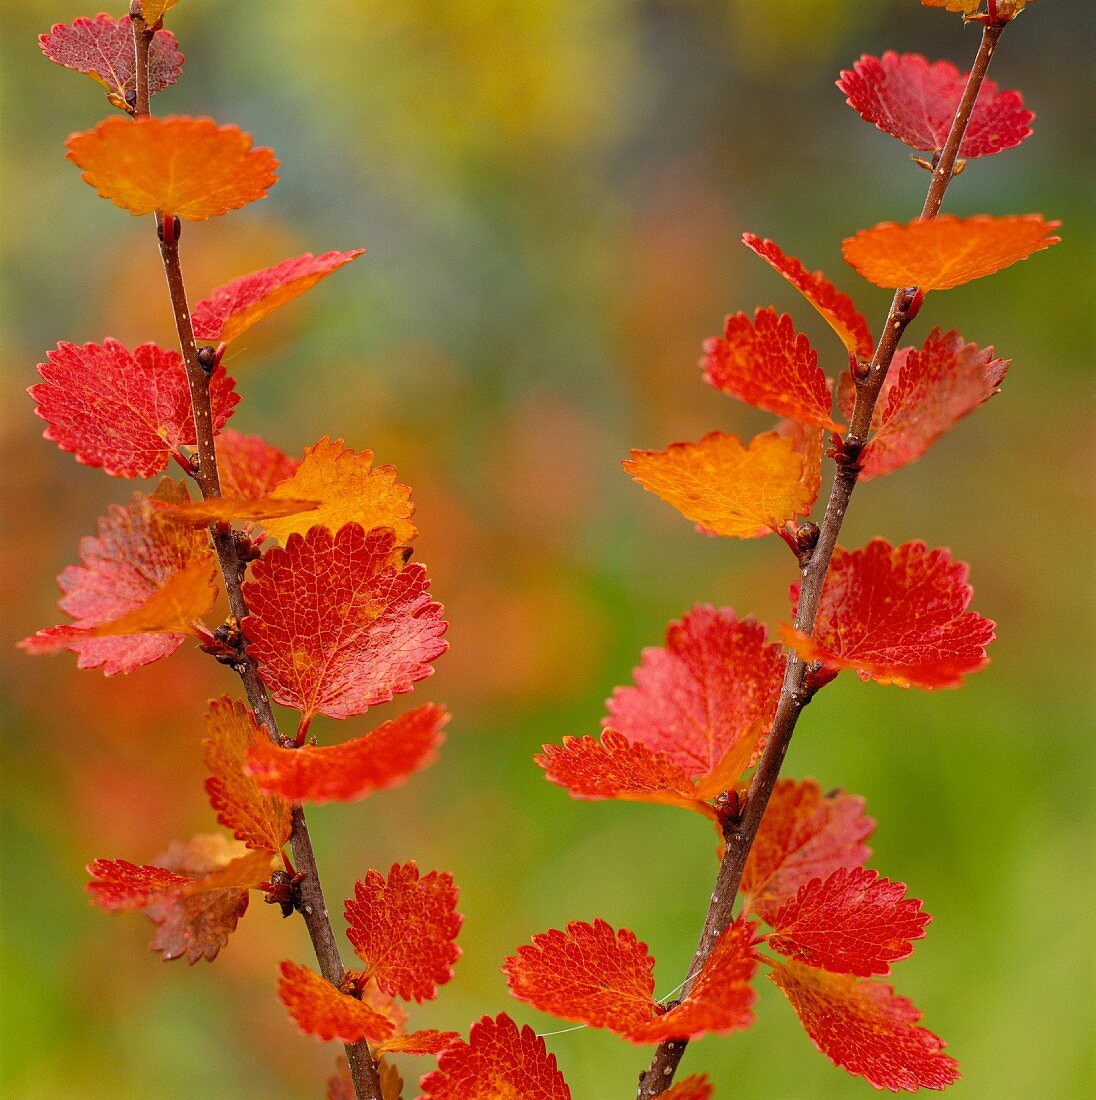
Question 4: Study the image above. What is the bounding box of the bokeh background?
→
[2,1,1093,1096]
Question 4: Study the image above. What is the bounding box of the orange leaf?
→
[740,779,874,924]
[662,1077,714,1100]
[203,697,292,853]
[770,960,959,1090]
[624,430,818,538]
[66,116,278,220]
[243,524,447,726]
[263,437,417,546]
[922,0,1031,15]
[216,430,300,500]
[154,495,319,527]
[375,1029,461,1056]
[278,960,395,1044]
[246,703,448,804]
[843,214,1060,291]
[345,862,462,1002]
[193,250,364,344]
[20,480,216,675]
[742,234,873,358]
[420,1014,570,1100]
[702,308,839,429]
[782,538,995,688]
[139,1,182,23]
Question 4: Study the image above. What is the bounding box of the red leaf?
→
[66,116,278,221]
[88,835,273,963]
[741,779,874,924]
[243,523,448,726]
[20,480,217,675]
[537,730,696,800]
[767,867,930,977]
[247,703,447,804]
[842,214,1060,292]
[625,919,758,1043]
[344,862,462,1002]
[420,1013,570,1100]
[702,308,839,430]
[770,960,959,1091]
[278,960,395,1044]
[192,250,364,344]
[30,339,237,478]
[39,14,183,109]
[504,918,758,1043]
[203,697,292,852]
[837,52,1033,159]
[216,430,300,500]
[783,539,995,689]
[662,1076,714,1100]
[741,234,873,359]
[606,606,784,782]
[858,328,1009,479]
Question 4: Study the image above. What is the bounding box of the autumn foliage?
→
[26,1,1056,1097]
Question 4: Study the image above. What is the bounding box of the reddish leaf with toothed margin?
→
[345,862,462,1003]
[20,480,217,675]
[278,960,396,1044]
[88,835,273,963]
[246,703,447,805]
[782,538,995,689]
[243,523,447,727]
[192,250,364,344]
[837,52,1033,159]
[767,867,930,977]
[39,14,183,110]
[741,235,873,358]
[624,430,818,539]
[216,430,300,499]
[843,215,1060,292]
[662,1077,714,1100]
[741,779,874,924]
[203,697,292,853]
[29,339,238,478]
[857,328,1009,480]
[770,960,959,1091]
[606,606,784,781]
[535,731,716,821]
[504,918,758,1043]
[263,437,417,546]
[420,1013,571,1100]
[67,115,278,220]
[702,308,839,429]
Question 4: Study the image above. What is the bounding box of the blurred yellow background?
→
[2,1,1093,1096]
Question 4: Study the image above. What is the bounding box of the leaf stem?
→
[131,18,382,1100]
[636,19,1008,1096]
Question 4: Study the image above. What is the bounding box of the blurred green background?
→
[2,0,1093,1096]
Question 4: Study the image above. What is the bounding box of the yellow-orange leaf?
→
[923,0,1031,16]
[155,495,320,527]
[624,430,817,539]
[843,215,1060,292]
[137,1,181,26]
[88,557,219,638]
[264,437,417,546]
[66,116,278,220]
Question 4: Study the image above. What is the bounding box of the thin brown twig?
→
[637,18,1008,1097]
[130,16,382,1100]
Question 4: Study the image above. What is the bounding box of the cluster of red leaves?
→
[503,779,956,1091]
